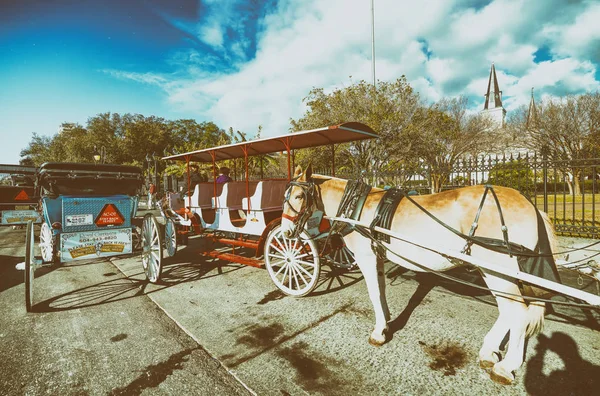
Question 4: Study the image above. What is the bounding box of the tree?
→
[409,97,497,193]
[515,92,600,195]
[290,77,421,183]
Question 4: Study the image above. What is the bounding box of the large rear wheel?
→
[141,214,163,283]
[25,220,35,312]
[164,218,177,257]
[264,225,320,297]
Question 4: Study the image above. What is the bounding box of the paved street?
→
[0,224,251,396]
[1,214,600,395]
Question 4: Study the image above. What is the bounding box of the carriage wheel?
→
[141,214,163,283]
[25,220,35,312]
[264,224,320,297]
[164,218,177,257]
[325,234,357,270]
[39,222,56,264]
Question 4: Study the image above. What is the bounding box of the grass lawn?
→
[531,193,600,225]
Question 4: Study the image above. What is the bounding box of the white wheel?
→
[25,220,35,312]
[141,214,163,283]
[164,218,177,257]
[264,224,320,297]
[39,222,55,263]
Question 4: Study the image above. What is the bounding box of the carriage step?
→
[213,237,259,250]
[203,251,264,268]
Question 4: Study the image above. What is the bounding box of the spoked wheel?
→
[25,220,36,312]
[264,225,320,297]
[164,218,177,257]
[325,233,357,270]
[141,213,163,283]
[39,222,56,264]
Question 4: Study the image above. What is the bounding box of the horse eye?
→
[295,193,304,200]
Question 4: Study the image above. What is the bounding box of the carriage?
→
[21,162,146,312]
[152,122,378,295]
[0,164,41,227]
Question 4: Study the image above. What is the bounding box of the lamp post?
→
[146,153,152,185]
[93,146,106,164]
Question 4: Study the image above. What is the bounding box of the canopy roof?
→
[0,164,37,175]
[162,122,378,163]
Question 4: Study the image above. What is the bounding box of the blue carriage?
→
[22,162,158,312]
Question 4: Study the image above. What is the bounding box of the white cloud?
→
[113,0,600,138]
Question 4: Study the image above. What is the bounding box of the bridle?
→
[282,176,317,238]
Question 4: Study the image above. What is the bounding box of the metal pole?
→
[542,145,548,213]
[371,0,376,88]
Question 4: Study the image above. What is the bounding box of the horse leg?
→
[480,272,530,385]
[356,251,389,346]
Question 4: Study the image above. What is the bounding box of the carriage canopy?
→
[37,162,144,197]
[162,122,378,163]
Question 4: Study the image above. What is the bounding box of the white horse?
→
[281,165,558,385]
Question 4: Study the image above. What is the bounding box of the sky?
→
[1,0,599,164]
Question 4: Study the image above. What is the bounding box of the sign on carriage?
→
[60,228,132,261]
[14,189,30,201]
[1,210,42,225]
[66,214,93,226]
[95,204,125,227]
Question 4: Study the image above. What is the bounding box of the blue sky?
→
[1,0,599,164]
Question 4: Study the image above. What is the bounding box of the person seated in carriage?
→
[186,164,207,187]
[216,166,232,184]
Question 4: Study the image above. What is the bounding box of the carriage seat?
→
[242,180,287,211]
[189,182,223,208]
[212,181,259,210]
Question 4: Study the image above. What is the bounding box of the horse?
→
[280,164,558,385]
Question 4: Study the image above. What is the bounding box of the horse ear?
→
[293,165,303,178]
[305,162,313,180]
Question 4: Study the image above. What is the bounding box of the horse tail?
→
[523,209,557,337]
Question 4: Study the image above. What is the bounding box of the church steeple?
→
[481,62,506,128]
[484,62,503,109]
[526,87,538,129]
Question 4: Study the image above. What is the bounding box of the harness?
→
[284,177,561,287]
[329,179,372,235]
[369,188,405,257]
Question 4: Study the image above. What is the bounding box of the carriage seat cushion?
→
[242,180,287,211]
[189,182,222,208]
[213,181,259,209]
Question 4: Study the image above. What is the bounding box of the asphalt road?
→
[1,212,600,395]
[0,224,252,396]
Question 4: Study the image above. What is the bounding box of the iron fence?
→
[326,153,599,238]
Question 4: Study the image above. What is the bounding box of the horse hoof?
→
[490,366,515,385]
[368,336,385,347]
[479,352,500,370]
[479,359,495,370]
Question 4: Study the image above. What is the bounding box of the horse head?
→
[281,163,317,238]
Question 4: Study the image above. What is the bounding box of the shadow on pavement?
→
[524,331,600,395]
